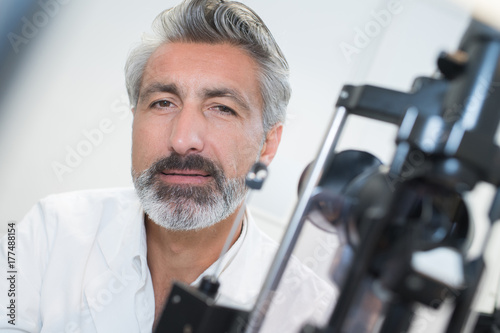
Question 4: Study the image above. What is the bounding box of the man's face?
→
[131,42,282,230]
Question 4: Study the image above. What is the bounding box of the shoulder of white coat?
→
[246,211,335,291]
[21,187,139,240]
[245,212,337,323]
[39,187,137,208]
[264,255,337,330]
[37,187,137,218]
[284,254,336,301]
[244,211,280,252]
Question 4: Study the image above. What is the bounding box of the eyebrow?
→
[138,83,180,103]
[202,88,251,112]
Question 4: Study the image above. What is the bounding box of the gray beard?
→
[132,155,247,231]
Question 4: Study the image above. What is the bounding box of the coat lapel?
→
[83,191,153,332]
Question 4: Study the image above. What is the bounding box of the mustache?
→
[147,153,224,182]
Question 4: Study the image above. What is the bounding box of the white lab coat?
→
[0,188,335,332]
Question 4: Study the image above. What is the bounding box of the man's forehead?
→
[145,42,260,73]
[138,42,264,111]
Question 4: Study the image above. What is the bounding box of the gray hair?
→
[125,0,290,133]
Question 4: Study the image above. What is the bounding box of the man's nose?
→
[168,104,206,155]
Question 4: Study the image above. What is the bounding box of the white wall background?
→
[2,0,499,330]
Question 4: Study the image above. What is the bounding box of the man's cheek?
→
[131,143,155,174]
[229,146,260,177]
[240,142,261,163]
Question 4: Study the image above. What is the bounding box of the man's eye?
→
[152,100,174,108]
[212,105,236,115]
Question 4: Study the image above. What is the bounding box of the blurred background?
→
[1,0,499,330]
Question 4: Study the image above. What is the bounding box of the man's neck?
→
[146,205,244,326]
[145,208,243,283]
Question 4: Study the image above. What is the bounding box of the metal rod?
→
[244,106,348,333]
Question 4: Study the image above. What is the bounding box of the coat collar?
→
[96,189,146,272]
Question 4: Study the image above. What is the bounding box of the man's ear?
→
[259,123,283,166]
